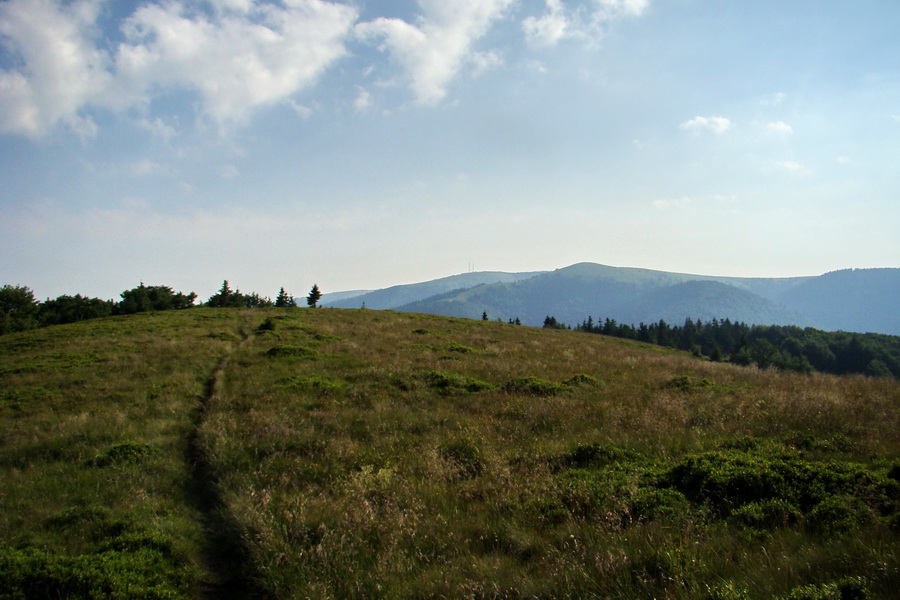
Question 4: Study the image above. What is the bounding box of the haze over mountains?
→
[322,263,900,336]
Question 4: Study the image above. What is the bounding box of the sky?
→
[1,0,898,302]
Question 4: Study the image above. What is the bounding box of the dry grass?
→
[2,307,898,598]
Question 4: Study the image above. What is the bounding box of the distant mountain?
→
[774,269,900,335]
[395,263,809,328]
[318,290,372,305]
[378,262,899,335]
[321,271,545,310]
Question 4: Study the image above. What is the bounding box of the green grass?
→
[1,307,898,598]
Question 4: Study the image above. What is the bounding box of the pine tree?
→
[307,284,322,308]
[275,287,296,308]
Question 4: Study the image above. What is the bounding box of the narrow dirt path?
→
[185,329,268,599]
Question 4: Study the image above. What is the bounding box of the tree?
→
[117,284,196,314]
[207,280,242,308]
[40,294,113,325]
[275,287,296,308]
[307,284,322,308]
[482,311,488,321]
[0,284,39,334]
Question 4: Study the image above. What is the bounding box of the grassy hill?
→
[1,308,899,599]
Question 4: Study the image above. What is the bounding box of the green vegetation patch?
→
[0,543,187,599]
[660,449,899,522]
[282,374,346,396]
[423,370,494,393]
[438,439,485,480]
[264,344,319,359]
[666,374,717,391]
[89,443,157,468]
[0,350,101,376]
[502,376,565,396]
[774,577,870,600]
[563,373,604,387]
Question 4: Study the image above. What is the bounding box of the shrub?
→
[667,375,716,391]
[89,443,157,468]
[264,345,319,359]
[729,499,802,531]
[774,578,868,600]
[806,495,876,536]
[0,545,184,599]
[423,371,493,393]
[256,317,277,333]
[703,582,751,600]
[560,443,643,470]
[502,377,565,396]
[563,373,603,387]
[439,439,485,480]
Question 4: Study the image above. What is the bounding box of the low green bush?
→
[0,544,185,599]
[283,374,346,396]
[439,439,485,480]
[502,376,565,396]
[89,443,156,468]
[264,345,319,359]
[423,371,493,393]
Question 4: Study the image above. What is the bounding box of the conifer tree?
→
[275,287,296,308]
[307,284,322,308]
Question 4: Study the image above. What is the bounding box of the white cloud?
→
[115,0,358,127]
[220,164,239,180]
[353,87,373,112]
[137,117,178,142]
[523,0,571,47]
[760,92,786,107]
[680,115,731,135]
[776,160,811,175]
[523,0,649,47]
[765,120,793,136]
[355,0,514,104]
[131,158,167,176]
[0,0,358,136]
[652,196,692,210]
[0,0,110,137]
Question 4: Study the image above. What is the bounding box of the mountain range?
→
[321,263,900,336]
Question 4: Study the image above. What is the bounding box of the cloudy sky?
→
[1,0,898,301]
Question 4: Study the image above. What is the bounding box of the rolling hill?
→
[1,307,898,598]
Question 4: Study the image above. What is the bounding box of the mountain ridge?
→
[326,263,899,335]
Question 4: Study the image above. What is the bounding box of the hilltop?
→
[1,307,898,599]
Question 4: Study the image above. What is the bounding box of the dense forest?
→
[544,315,900,378]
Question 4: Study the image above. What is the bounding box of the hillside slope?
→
[1,308,898,599]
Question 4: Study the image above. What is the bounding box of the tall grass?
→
[1,307,898,598]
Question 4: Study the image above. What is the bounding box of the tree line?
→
[1,281,323,335]
[544,314,900,379]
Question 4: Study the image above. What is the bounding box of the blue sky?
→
[2,0,898,301]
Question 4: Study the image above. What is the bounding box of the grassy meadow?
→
[1,307,898,598]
